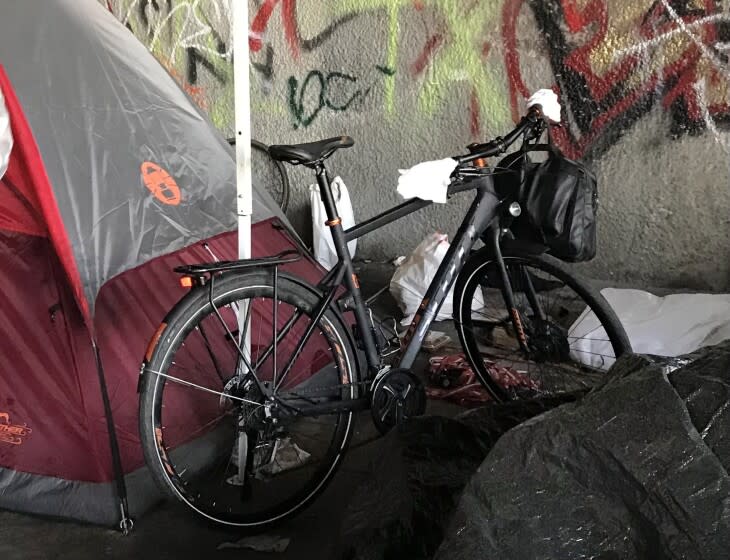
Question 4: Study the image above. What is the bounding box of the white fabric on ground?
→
[570,288,730,370]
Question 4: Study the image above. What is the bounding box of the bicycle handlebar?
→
[455,105,545,165]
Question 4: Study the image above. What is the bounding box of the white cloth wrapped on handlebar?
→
[396,158,458,204]
[0,87,12,181]
[527,89,561,123]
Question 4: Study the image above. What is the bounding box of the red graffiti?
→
[470,87,481,140]
[251,0,429,62]
[503,0,530,123]
[560,0,585,33]
[504,0,730,159]
[250,0,300,58]
[411,33,444,76]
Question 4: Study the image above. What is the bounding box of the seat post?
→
[314,164,381,372]
[314,163,340,225]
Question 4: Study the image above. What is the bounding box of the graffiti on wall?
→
[107,0,235,126]
[507,0,730,159]
[245,0,513,136]
[105,0,730,154]
[287,66,394,129]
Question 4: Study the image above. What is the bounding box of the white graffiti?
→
[695,78,730,154]
[659,0,730,77]
[108,0,233,64]
[612,1,730,151]
[612,12,730,62]
[659,0,730,150]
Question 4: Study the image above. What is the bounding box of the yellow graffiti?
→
[417,0,509,125]
[335,0,413,116]
[336,0,510,126]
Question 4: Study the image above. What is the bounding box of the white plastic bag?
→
[570,288,730,370]
[390,233,484,326]
[391,233,451,325]
[310,176,356,270]
[0,88,12,181]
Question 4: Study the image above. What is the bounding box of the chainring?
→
[370,368,426,434]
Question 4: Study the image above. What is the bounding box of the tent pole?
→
[92,340,133,533]
[233,0,252,260]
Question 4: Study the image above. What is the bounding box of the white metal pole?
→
[233,0,252,260]
[233,0,253,379]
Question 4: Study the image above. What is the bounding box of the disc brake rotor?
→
[523,314,570,362]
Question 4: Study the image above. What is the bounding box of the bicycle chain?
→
[275,378,373,398]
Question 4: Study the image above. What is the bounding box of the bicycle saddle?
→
[268,136,354,165]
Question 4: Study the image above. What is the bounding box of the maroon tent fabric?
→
[1,222,324,483]
[0,17,334,523]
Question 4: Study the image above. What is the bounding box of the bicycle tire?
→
[453,247,632,402]
[139,269,357,528]
[227,137,291,213]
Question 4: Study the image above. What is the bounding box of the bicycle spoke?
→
[457,258,623,400]
[144,281,354,527]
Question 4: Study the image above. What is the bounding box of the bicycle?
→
[138,105,632,528]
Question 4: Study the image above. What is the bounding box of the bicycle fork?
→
[487,227,547,355]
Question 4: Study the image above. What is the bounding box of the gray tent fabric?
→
[0,0,284,310]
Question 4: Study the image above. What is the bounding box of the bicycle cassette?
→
[370,368,426,434]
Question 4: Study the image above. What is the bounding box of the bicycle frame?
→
[174,113,545,409]
[312,164,504,378]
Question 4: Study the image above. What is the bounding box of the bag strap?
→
[521,126,562,157]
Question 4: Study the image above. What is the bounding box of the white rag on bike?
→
[0,87,12,181]
[397,158,458,203]
[527,89,562,123]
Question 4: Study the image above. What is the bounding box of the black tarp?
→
[337,398,570,560]
[438,341,730,559]
[339,341,730,559]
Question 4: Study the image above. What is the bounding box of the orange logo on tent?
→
[0,412,32,446]
[141,162,181,206]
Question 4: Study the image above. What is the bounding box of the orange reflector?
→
[145,322,167,362]
[179,276,194,288]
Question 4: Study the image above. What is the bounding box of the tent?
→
[0,0,322,527]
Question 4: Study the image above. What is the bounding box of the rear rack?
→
[174,249,302,276]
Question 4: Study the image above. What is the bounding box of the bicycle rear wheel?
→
[139,270,357,528]
[453,248,631,401]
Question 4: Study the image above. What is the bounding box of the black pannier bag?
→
[494,138,599,263]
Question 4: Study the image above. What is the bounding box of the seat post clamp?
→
[325,217,342,227]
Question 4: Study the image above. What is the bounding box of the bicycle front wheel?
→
[139,270,357,528]
[453,248,631,401]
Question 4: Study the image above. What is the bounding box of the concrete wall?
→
[105,0,730,291]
